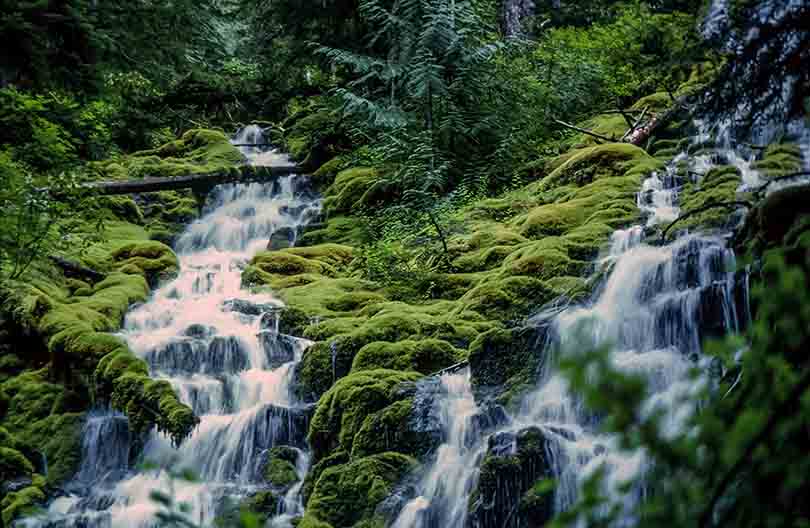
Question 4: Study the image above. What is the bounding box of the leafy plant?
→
[555,254,810,527]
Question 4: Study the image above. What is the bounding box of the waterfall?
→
[25,130,320,528]
[388,125,757,527]
[391,371,482,528]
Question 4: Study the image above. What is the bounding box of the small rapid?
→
[26,127,319,528]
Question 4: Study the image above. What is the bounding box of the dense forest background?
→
[1,0,809,527]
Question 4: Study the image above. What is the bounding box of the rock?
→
[468,426,556,528]
[183,324,215,339]
[0,476,33,495]
[267,226,295,250]
[222,298,281,317]
[258,331,302,369]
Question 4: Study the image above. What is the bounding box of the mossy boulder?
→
[1,478,46,526]
[323,168,385,215]
[308,369,421,462]
[0,370,84,486]
[264,446,300,489]
[304,452,417,528]
[351,339,462,375]
[537,143,653,191]
[468,325,553,407]
[95,128,244,180]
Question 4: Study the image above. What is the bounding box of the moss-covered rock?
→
[323,167,382,215]
[304,452,417,528]
[264,446,300,489]
[1,479,46,526]
[537,143,653,191]
[351,339,462,375]
[308,369,420,462]
[95,128,244,180]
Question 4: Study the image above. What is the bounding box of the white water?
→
[392,372,481,528]
[27,128,319,528]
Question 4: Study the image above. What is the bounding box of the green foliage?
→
[0,154,103,281]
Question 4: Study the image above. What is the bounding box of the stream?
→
[27,126,319,528]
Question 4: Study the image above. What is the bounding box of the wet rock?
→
[469,324,551,406]
[1,476,33,495]
[183,324,215,339]
[267,226,295,250]
[144,336,250,375]
[222,298,281,317]
[279,204,308,218]
[468,426,556,528]
[258,331,301,368]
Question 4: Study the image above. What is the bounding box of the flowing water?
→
[26,127,319,528]
[391,125,763,527]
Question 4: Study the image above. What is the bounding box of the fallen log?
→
[50,256,106,283]
[82,164,304,196]
[626,95,690,147]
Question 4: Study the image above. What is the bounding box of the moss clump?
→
[351,339,462,375]
[468,327,544,407]
[299,215,371,247]
[323,168,382,215]
[94,352,199,445]
[95,128,244,180]
[215,491,279,527]
[351,399,436,459]
[752,143,803,178]
[458,276,555,323]
[312,155,349,187]
[308,369,420,461]
[468,427,554,528]
[1,480,46,526]
[264,446,300,489]
[304,452,417,528]
[0,446,34,480]
[675,165,743,234]
[110,241,179,285]
[0,370,84,486]
[537,143,652,191]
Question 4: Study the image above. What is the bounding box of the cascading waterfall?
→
[26,128,320,528]
[392,371,481,528]
[391,125,760,527]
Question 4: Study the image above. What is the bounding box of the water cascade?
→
[390,123,766,527]
[26,130,320,527]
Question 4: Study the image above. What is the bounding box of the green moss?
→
[537,143,652,191]
[110,241,179,284]
[0,446,33,480]
[752,143,803,178]
[631,91,674,112]
[351,339,462,375]
[96,128,244,180]
[304,452,417,528]
[300,215,371,247]
[215,491,279,527]
[458,276,553,323]
[1,483,46,525]
[312,155,349,187]
[351,399,437,459]
[675,166,743,234]
[308,369,420,461]
[323,168,380,215]
[264,446,299,489]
